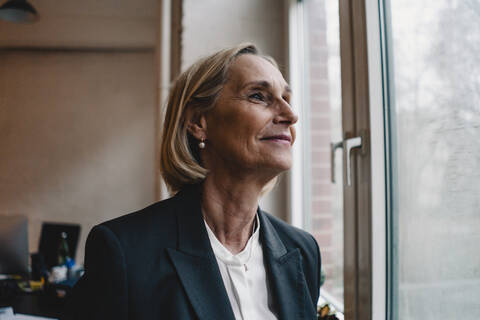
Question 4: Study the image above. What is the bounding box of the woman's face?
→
[202,54,298,178]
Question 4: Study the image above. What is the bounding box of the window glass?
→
[387,0,480,319]
[304,0,343,306]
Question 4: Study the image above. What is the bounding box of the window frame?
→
[286,0,391,319]
[285,0,310,230]
[365,0,389,318]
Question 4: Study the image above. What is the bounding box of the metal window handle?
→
[330,141,343,183]
[330,136,363,186]
[344,136,362,186]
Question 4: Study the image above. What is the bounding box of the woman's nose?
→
[274,99,298,125]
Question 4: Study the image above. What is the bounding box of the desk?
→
[0,292,65,319]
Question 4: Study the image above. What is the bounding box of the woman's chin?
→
[261,158,292,174]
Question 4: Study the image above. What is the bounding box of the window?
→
[384,0,480,319]
[288,0,346,314]
[303,0,344,309]
[290,0,479,319]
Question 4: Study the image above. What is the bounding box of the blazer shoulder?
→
[96,194,180,249]
[105,195,176,226]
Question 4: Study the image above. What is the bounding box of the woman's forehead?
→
[228,55,288,90]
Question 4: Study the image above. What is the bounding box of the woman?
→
[66,44,321,320]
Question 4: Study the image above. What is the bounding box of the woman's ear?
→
[184,107,207,140]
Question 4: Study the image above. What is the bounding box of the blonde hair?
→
[160,43,279,193]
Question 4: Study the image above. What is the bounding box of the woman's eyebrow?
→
[242,80,292,93]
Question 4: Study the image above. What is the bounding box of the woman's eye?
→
[249,92,265,101]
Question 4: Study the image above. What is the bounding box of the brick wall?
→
[306,0,343,299]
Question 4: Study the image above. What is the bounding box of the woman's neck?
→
[201,175,262,254]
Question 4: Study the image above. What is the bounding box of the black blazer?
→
[65,185,321,320]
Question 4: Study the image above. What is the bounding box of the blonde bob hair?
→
[160,43,280,193]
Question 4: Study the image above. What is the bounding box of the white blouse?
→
[203,214,278,320]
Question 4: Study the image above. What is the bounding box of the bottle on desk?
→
[57,232,70,266]
[50,232,75,282]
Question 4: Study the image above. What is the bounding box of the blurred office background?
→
[1,0,479,319]
[0,0,288,265]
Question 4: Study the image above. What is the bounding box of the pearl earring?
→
[198,139,205,149]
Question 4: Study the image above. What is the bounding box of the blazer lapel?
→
[259,210,306,320]
[166,187,235,320]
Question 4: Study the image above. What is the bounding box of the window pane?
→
[388,0,480,319]
[304,0,343,306]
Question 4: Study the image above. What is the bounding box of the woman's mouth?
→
[260,135,292,145]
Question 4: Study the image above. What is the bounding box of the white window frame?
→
[285,0,310,230]
[365,0,388,318]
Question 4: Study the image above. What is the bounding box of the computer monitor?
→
[39,222,80,269]
[0,215,29,276]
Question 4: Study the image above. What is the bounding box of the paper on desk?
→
[0,308,57,320]
[14,315,57,320]
[0,307,14,320]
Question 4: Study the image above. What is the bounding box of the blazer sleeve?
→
[64,225,128,320]
[311,234,321,306]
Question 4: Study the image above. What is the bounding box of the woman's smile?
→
[259,134,292,145]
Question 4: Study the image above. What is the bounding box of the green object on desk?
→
[320,268,326,287]
[56,232,71,266]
